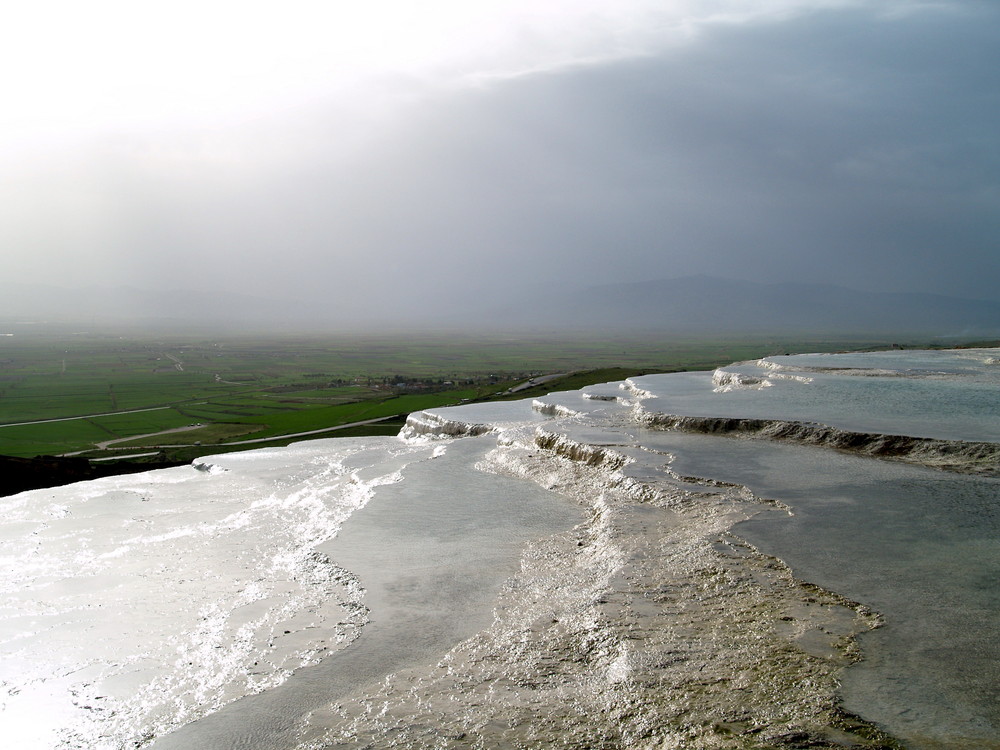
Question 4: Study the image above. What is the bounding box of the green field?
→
[0,326,951,461]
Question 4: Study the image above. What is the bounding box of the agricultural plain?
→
[0,325,935,463]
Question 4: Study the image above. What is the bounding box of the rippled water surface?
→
[632,348,1000,441]
[643,430,999,748]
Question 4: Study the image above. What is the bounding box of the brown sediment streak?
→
[533,427,631,472]
[300,423,903,749]
[637,411,1000,475]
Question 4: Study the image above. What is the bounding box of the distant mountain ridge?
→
[550,276,1000,336]
[2,277,998,336]
[0,283,300,328]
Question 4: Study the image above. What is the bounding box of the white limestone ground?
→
[294,425,901,750]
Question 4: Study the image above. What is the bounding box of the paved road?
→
[205,416,397,446]
[2,406,174,429]
[36,372,567,460]
[148,416,403,450]
[95,424,205,449]
[61,416,404,459]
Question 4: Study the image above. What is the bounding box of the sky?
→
[3,0,999,324]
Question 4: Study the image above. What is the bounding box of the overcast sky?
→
[3,0,998,322]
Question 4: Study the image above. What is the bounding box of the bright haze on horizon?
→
[3,1,999,325]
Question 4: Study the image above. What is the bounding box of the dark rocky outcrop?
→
[0,454,185,497]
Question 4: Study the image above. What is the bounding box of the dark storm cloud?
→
[215,2,995,319]
[318,5,999,303]
[4,1,998,325]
